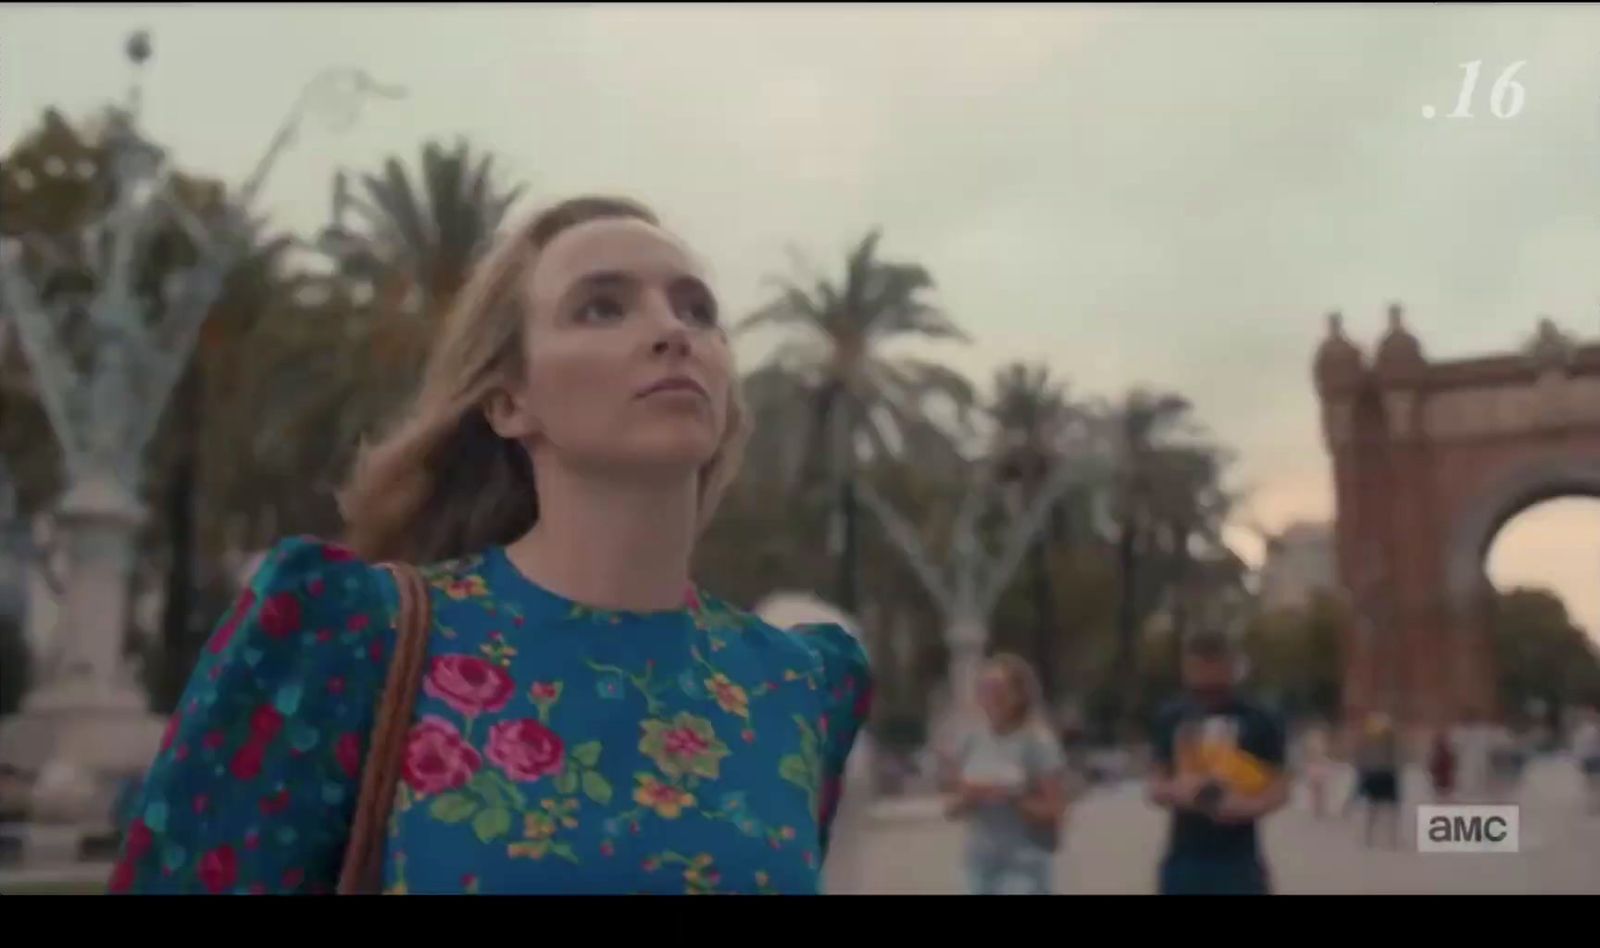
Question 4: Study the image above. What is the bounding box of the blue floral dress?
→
[109,537,871,895]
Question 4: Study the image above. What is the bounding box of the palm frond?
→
[736,282,827,335]
[886,356,977,411]
[842,228,884,319]
[361,157,431,268]
[424,140,472,270]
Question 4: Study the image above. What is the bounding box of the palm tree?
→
[278,138,526,463]
[1144,442,1235,680]
[738,230,973,613]
[321,137,524,355]
[991,362,1076,701]
[323,139,524,299]
[1104,389,1208,738]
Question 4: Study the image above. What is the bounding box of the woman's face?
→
[977,669,1024,726]
[503,216,733,477]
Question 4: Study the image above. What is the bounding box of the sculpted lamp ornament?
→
[0,33,401,855]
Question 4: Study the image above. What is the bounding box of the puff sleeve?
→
[796,622,873,857]
[107,537,397,894]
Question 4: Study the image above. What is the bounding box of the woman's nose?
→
[644,291,691,357]
[651,329,690,357]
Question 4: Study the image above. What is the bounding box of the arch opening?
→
[1446,459,1600,612]
[1486,498,1600,647]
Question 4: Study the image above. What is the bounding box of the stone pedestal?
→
[0,476,167,852]
[16,823,89,868]
[0,705,167,788]
[928,615,987,750]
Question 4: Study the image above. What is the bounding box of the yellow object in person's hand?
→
[1210,747,1274,796]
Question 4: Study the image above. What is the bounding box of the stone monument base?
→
[1,699,166,780]
[0,696,167,867]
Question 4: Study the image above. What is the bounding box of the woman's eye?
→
[577,296,627,323]
[682,297,719,327]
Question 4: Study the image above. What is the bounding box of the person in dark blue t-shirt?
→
[1147,631,1289,895]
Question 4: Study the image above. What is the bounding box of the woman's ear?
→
[485,385,539,441]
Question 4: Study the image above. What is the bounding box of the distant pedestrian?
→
[1353,713,1402,848]
[941,653,1069,895]
[1301,724,1335,819]
[1570,711,1600,814]
[1147,631,1288,895]
[1427,728,1457,803]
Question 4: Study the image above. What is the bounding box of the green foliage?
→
[1489,587,1600,717]
[0,102,1274,751]
[1242,591,1347,723]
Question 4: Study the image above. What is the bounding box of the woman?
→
[942,653,1068,895]
[1353,713,1401,848]
[109,196,872,895]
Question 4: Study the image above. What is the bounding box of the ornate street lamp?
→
[0,33,402,841]
[856,418,1117,743]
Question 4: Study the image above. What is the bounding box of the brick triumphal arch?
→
[1314,306,1600,728]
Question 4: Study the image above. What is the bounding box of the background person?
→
[941,653,1069,895]
[1148,631,1289,896]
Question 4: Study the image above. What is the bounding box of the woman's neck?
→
[989,714,1028,736]
[503,462,699,613]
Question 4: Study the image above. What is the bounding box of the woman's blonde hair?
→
[338,195,751,565]
[983,651,1054,735]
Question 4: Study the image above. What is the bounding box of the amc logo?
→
[1416,805,1520,853]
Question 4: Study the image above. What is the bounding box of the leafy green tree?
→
[739,231,973,612]
[1489,587,1600,719]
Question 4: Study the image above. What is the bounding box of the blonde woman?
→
[941,653,1068,895]
[109,197,872,895]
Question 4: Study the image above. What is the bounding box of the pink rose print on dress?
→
[208,589,255,654]
[640,713,729,780]
[258,591,303,640]
[160,711,182,753]
[108,859,136,893]
[401,717,482,796]
[250,705,284,740]
[423,655,515,718]
[321,544,356,562]
[335,732,362,779]
[260,788,290,816]
[486,719,565,782]
[852,678,874,720]
[124,819,152,860]
[230,741,267,781]
[198,845,238,894]
[107,818,153,893]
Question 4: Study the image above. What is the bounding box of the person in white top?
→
[1301,724,1334,819]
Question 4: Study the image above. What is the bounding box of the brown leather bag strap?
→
[336,562,432,895]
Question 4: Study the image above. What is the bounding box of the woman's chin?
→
[614,437,721,476]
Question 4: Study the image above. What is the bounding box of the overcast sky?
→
[5,2,1600,637]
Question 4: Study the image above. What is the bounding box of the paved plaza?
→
[3,757,1596,894]
[844,755,1600,895]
